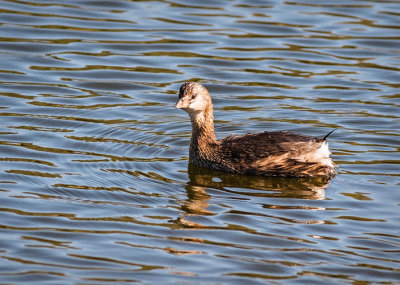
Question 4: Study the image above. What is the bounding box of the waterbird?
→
[176,82,336,177]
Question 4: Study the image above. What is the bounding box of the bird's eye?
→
[191,94,197,100]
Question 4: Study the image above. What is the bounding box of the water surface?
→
[1,0,399,284]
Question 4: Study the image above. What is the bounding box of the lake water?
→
[0,0,399,284]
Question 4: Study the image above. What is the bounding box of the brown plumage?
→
[176,82,336,177]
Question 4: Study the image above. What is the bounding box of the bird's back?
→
[214,131,336,177]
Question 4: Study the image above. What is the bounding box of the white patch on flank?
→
[308,142,333,167]
[286,141,333,166]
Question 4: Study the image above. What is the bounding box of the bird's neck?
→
[189,108,217,156]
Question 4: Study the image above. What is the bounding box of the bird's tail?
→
[323,129,336,140]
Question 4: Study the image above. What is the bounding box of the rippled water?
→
[1,0,399,284]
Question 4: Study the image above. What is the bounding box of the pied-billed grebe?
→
[176,82,336,177]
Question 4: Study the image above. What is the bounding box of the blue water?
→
[0,0,399,284]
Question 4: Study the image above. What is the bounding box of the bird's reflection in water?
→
[176,164,333,228]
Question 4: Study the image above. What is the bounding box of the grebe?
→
[176,82,336,177]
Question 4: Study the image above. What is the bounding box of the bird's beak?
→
[175,98,188,109]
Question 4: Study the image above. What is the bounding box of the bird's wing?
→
[217,131,332,176]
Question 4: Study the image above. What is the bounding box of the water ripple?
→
[1,0,399,284]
